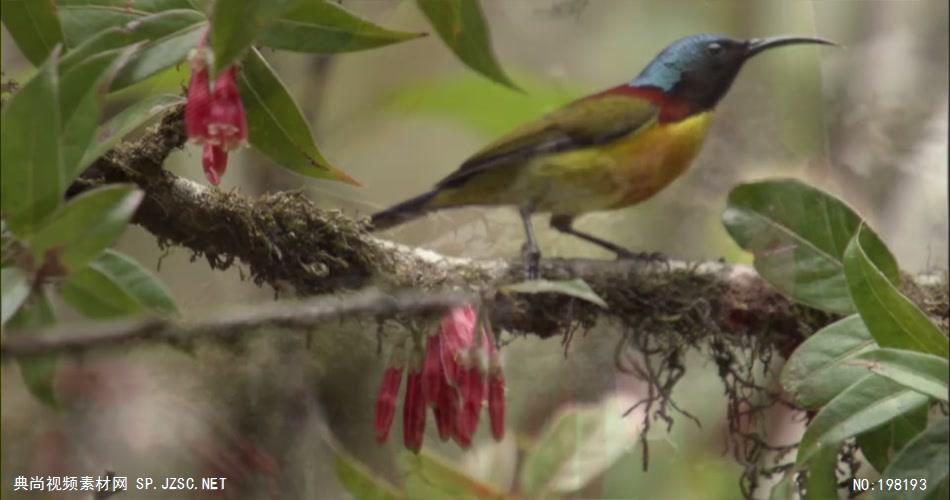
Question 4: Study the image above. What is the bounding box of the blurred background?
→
[2,1,947,498]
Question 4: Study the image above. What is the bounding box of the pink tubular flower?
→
[201,144,228,186]
[184,33,247,185]
[207,66,247,150]
[374,304,505,453]
[486,335,505,441]
[439,306,477,383]
[456,366,485,448]
[403,368,426,453]
[488,373,505,441]
[185,52,212,140]
[432,378,458,441]
[374,365,403,444]
[421,334,443,406]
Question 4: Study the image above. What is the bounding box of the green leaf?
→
[400,450,503,500]
[185,0,208,11]
[849,348,949,402]
[238,48,359,185]
[519,396,639,496]
[0,0,64,66]
[209,0,292,74]
[780,315,876,408]
[501,278,607,308]
[1,51,64,235]
[768,470,797,500]
[796,375,930,466]
[59,4,139,47]
[56,1,194,8]
[260,0,424,53]
[60,249,177,319]
[77,94,185,172]
[59,9,207,75]
[857,405,927,474]
[111,17,207,89]
[1,267,32,325]
[722,179,899,314]
[335,452,405,500]
[28,185,143,272]
[416,0,518,90]
[59,46,139,182]
[872,417,949,500]
[56,0,196,47]
[844,225,949,357]
[804,443,840,500]
[7,292,59,408]
[19,351,60,408]
[929,479,950,500]
[61,267,141,318]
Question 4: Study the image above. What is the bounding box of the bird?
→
[371,33,837,279]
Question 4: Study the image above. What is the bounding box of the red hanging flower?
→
[373,305,506,453]
[185,50,212,141]
[487,340,506,441]
[403,368,426,453]
[456,365,485,448]
[201,144,228,186]
[207,66,247,150]
[184,32,248,185]
[422,333,443,405]
[439,306,477,383]
[374,365,403,444]
[432,375,458,441]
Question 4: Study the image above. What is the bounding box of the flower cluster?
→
[375,306,505,453]
[185,38,248,185]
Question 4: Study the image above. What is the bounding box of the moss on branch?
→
[66,106,948,353]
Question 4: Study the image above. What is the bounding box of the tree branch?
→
[1,288,471,357]
[59,105,948,356]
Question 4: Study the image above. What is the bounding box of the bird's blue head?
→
[630,33,836,118]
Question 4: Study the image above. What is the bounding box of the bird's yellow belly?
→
[607,111,712,208]
[525,112,713,215]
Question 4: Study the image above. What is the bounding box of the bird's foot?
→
[521,244,541,281]
[523,263,540,281]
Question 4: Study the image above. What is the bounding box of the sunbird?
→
[372,34,836,278]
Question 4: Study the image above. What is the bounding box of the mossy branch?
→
[57,106,948,357]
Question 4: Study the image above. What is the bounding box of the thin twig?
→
[1,288,471,358]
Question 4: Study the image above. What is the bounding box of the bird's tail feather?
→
[370,190,439,231]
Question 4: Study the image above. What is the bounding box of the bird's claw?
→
[521,244,541,280]
[523,262,540,281]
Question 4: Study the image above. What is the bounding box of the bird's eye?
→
[707,42,723,55]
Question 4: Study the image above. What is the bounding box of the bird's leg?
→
[550,215,662,260]
[519,207,541,280]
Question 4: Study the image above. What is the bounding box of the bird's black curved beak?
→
[744,35,838,59]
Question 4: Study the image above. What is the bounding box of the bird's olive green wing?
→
[436,93,658,189]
